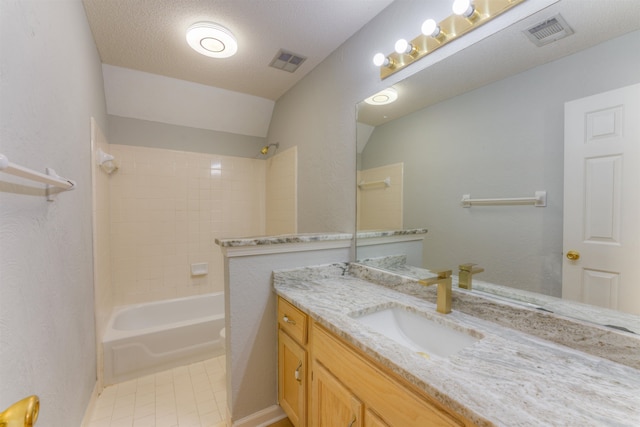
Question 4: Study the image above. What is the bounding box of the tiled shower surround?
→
[107,144,270,305]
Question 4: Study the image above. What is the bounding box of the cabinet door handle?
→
[283,315,296,325]
[294,361,302,383]
[347,415,357,427]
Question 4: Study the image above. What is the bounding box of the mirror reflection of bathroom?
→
[355,2,640,317]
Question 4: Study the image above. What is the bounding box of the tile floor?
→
[87,356,227,427]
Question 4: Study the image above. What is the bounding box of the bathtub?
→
[103,292,225,385]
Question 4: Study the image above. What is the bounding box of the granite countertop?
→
[214,232,352,247]
[273,264,640,427]
[355,228,428,239]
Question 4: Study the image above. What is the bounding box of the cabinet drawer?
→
[278,297,308,344]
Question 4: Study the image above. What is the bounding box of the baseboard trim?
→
[231,405,287,427]
[80,381,100,427]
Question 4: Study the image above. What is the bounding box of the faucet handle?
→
[459,263,484,274]
[458,263,484,290]
[418,269,452,286]
[430,268,452,279]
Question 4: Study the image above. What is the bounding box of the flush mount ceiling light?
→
[373,0,525,80]
[186,22,237,58]
[364,88,398,106]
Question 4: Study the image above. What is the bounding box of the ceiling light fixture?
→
[373,0,525,79]
[186,22,238,58]
[364,88,398,106]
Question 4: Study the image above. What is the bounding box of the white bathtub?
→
[103,292,225,385]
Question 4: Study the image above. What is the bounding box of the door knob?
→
[566,250,580,261]
[0,395,39,426]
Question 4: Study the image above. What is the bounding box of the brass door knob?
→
[566,250,580,261]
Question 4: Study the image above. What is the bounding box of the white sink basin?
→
[351,306,481,359]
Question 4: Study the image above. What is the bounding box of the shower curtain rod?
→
[0,153,76,191]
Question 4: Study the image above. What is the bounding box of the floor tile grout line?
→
[88,356,226,427]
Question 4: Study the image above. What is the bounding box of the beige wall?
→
[107,114,266,159]
[108,144,266,305]
[0,1,107,424]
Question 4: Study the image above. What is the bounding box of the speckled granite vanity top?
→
[355,228,428,239]
[215,232,352,247]
[273,263,640,427]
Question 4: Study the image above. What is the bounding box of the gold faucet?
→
[0,395,39,427]
[458,263,484,290]
[418,269,452,314]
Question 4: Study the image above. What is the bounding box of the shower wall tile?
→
[357,162,404,231]
[109,145,266,306]
[266,146,297,235]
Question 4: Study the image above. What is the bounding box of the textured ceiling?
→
[82,0,394,101]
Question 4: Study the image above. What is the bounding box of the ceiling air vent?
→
[524,14,574,47]
[269,49,307,73]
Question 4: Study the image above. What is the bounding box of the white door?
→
[563,83,640,316]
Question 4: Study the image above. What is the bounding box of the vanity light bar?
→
[376,0,526,79]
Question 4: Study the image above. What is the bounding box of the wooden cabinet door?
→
[311,362,363,427]
[279,330,307,427]
[364,409,389,427]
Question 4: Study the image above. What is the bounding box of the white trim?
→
[221,239,352,257]
[231,405,287,427]
[80,382,100,427]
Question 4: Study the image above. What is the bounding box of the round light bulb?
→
[452,0,474,17]
[394,39,410,54]
[421,19,440,37]
[373,53,387,67]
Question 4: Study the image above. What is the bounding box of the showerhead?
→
[260,142,280,156]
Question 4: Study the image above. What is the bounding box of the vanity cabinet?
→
[278,296,477,427]
[310,322,476,427]
[278,297,309,427]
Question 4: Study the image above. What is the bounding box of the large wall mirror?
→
[356,0,640,328]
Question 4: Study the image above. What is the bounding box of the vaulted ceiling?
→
[82,0,394,101]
